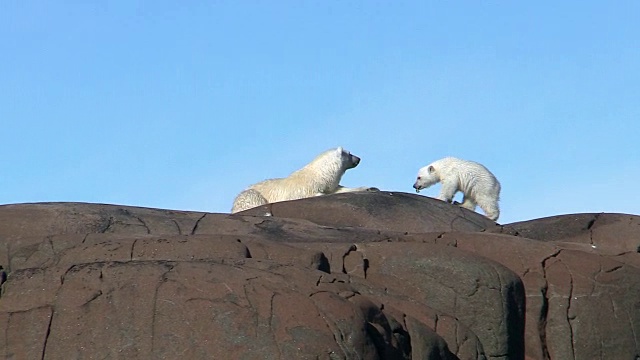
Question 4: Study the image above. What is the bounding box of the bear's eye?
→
[417,176,421,180]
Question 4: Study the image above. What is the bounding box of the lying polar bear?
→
[232,147,377,213]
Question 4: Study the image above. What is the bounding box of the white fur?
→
[231,147,376,213]
[413,157,501,221]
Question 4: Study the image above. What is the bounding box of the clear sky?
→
[2,1,638,224]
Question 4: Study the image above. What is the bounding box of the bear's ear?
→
[336,146,343,154]
[428,165,435,173]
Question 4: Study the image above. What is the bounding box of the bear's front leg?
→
[437,182,458,203]
[456,196,477,210]
[332,186,379,194]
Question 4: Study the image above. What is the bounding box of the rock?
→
[493,213,640,254]
[0,193,638,359]
[237,191,498,233]
[429,231,640,360]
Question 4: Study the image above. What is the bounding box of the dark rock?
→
[428,231,640,360]
[237,191,498,233]
[493,213,640,253]
[0,193,638,359]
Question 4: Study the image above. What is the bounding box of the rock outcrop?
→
[0,192,638,359]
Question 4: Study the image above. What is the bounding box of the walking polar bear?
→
[413,157,501,221]
[231,147,377,213]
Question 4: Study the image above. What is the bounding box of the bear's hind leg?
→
[476,196,500,221]
[231,189,268,213]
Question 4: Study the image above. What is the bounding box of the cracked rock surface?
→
[0,192,638,359]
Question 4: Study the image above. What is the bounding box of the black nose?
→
[352,155,361,165]
[413,183,419,189]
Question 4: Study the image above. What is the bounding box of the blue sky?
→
[2,1,638,224]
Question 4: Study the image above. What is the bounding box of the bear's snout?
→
[351,155,361,166]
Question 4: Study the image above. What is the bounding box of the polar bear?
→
[231,147,377,213]
[413,157,501,221]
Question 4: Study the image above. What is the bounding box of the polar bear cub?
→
[413,157,501,221]
[231,147,376,213]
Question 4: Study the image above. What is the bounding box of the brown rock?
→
[292,241,525,359]
[1,193,638,359]
[237,191,498,233]
[430,231,640,360]
[494,213,640,254]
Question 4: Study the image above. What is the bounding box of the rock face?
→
[0,192,638,359]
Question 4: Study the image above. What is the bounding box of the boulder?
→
[0,193,638,359]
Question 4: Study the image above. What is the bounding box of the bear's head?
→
[337,146,361,169]
[413,165,438,193]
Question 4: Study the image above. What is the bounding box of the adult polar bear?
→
[413,157,501,221]
[231,147,376,213]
